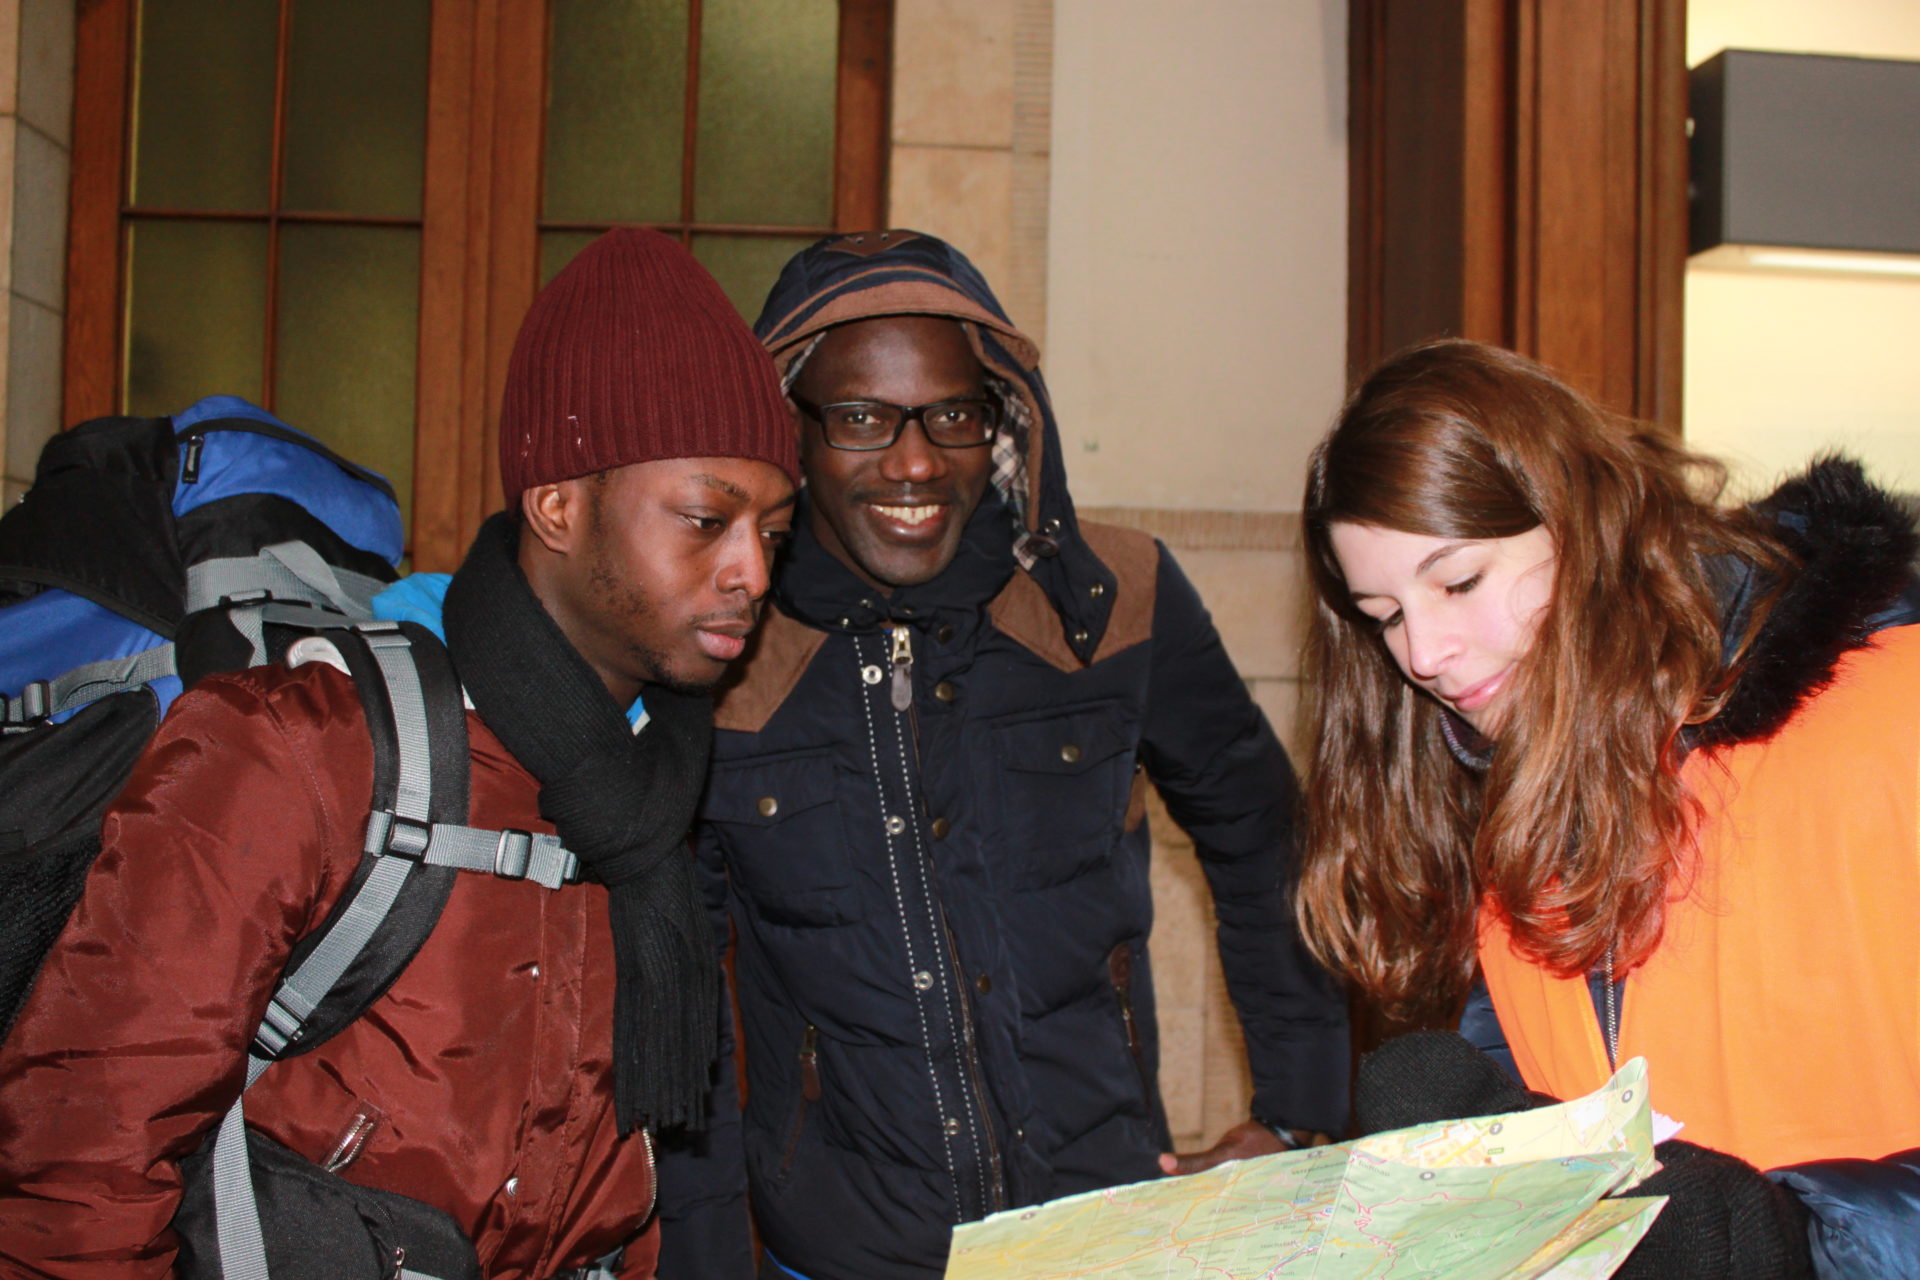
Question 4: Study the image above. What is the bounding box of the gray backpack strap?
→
[2,642,178,727]
[206,620,578,1278]
[410,822,581,890]
[186,540,390,618]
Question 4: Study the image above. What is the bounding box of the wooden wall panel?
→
[414,0,544,571]
[63,0,132,428]
[1349,0,1687,426]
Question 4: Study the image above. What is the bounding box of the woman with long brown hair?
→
[1300,338,1920,1278]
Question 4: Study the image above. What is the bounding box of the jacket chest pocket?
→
[990,702,1139,890]
[704,750,863,927]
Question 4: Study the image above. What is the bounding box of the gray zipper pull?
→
[890,625,913,712]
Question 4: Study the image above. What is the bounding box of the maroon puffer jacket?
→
[0,662,658,1278]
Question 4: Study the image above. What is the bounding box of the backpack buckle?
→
[253,992,307,1059]
[3,680,51,730]
[494,829,533,880]
[364,809,432,860]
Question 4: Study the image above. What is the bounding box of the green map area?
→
[946,1058,1666,1280]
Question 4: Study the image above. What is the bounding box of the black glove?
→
[1619,1139,1812,1280]
[1354,1030,1550,1133]
[1354,1032,1812,1280]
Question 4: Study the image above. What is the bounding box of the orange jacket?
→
[1481,623,1920,1171]
[0,663,658,1278]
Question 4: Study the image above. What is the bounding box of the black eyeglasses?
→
[791,394,1000,451]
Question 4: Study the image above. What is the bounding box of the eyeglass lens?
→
[819,399,998,450]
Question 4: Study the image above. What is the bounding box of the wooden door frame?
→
[1347,0,1688,426]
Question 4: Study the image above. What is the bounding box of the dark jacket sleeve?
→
[651,821,755,1279]
[1770,1148,1920,1279]
[1135,544,1351,1136]
[0,673,360,1276]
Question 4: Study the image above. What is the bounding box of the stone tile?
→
[0,280,10,487]
[892,0,1015,149]
[1250,677,1306,767]
[0,0,20,115]
[10,119,65,308]
[6,292,61,480]
[0,115,14,299]
[1176,546,1311,681]
[888,145,1013,295]
[1156,1003,1204,1145]
[16,0,71,147]
[1147,797,1210,1010]
[1199,972,1254,1143]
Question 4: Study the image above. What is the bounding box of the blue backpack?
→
[0,396,408,1045]
[0,395,404,726]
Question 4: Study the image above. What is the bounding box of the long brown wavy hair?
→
[1297,339,1792,1025]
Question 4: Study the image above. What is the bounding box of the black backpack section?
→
[168,620,584,1280]
[0,408,402,1043]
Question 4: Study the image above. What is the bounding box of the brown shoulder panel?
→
[712,607,828,734]
[988,521,1160,673]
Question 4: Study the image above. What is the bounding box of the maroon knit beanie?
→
[498,227,800,505]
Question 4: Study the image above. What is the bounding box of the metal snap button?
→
[1060,743,1082,763]
[884,815,906,835]
[975,973,992,993]
[931,817,951,839]
[934,681,956,702]
[861,664,883,685]
[757,796,779,817]
[912,969,934,991]
[1089,582,1105,598]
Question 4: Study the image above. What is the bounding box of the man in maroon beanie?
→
[0,228,796,1279]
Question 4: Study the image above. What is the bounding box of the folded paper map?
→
[945,1057,1667,1279]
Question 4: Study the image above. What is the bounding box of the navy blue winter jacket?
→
[654,232,1349,1279]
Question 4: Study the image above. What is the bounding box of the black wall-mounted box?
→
[1689,49,1920,257]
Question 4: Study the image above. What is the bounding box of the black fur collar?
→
[1696,457,1920,749]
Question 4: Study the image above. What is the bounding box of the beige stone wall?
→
[0,0,69,506]
[887,0,1052,345]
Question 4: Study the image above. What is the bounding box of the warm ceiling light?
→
[1692,244,1920,280]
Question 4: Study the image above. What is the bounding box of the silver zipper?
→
[641,1125,657,1222]
[1603,947,1619,1068]
[890,624,914,712]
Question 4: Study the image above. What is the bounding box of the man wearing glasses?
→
[656,231,1349,1280]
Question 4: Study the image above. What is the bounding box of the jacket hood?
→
[754,229,1118,664]
[1699,456,1920,748]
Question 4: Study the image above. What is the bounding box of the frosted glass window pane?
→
[541,230,607,287]
[132,0,276,209]
[124,220,267,414]
[274,225,422,531]
[693,234,816,323]
[283,0,431,216]
[546,0,689,223]
[695,0,836,226]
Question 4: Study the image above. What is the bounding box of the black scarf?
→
[442,512,717,1135]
